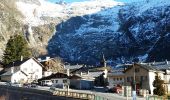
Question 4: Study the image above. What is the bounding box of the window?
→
[36,69,39,72]
[35,75,38,79]
[120,78,122,81]
[135,68,140,73]
[140,76,143,81]
[113,78,115,81]
[117,78,119,81]
[52,80,54,83]
[23,68,27,72]
[127,77,130,82]
[63,80,67,83]
[55,80,58,83]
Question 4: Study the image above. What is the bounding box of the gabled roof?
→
[146,61,170,70]
[71,65,111,74]
[38,73,68,81]
[0,70,28,77]
[124,63,160,73]
[5,57,44,68]
[69,74,81,79]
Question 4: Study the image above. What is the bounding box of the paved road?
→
[41,86,146,100]
[0,82,146,100]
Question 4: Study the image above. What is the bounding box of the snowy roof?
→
[107,72,124,76]
[146,61,170,70]
[64,64,83,70]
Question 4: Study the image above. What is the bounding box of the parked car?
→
[23,83,31,88]
[108,86,122,93]
[31,83,37,88]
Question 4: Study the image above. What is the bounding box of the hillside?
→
[0,0,170,65]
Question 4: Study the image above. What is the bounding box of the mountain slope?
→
[47,0,170,64]
[1,0,170,65]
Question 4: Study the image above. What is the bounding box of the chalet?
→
[0,57,43,83]
[146,60,170,94]
[107,72,124,88]
[39,57,64,77]
[124,63,164,95]
[38,73,69,89]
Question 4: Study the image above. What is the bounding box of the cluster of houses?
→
[0,56,170,96]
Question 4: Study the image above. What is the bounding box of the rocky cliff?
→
[1,0,170,65]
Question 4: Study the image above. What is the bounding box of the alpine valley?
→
[0,0,170,65]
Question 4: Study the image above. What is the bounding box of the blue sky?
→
[47,0,143,3]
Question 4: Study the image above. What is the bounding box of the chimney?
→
[11,67,14,73]
[46,56,50,61]
[67,69,70,76]
[166,59,168,64]
[80,72,82,76]
[21,56,23,61]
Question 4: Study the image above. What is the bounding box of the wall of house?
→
[20,58,42,82]
[70,79,81,89]
[1,76,11,82]
[124,65,150,93]
[51,78,69,89]
[43,71,52,77]
[148,72,156,95]
[108,75,124,88]
[70,79,93,90]
[11,71,27,83]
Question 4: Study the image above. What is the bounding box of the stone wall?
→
[0,85,77,100]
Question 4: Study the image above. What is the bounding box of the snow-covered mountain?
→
[46,0,170,64]
[1,0,170,65]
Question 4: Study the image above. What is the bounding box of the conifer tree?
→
[3,34,31,65]
[153,73,165,96]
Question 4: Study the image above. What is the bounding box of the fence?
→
[53,90,109,100]
[146,95,166,100]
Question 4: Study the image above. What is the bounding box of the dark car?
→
[23,83,31,88]
[31,82,38,88]
[108,86,122,93]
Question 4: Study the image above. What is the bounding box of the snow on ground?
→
[132,0,170,15]
[16,0,124,26]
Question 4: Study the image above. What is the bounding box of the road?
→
[0,82,145,100]
[0,85,79,100]
[37,86,145,100]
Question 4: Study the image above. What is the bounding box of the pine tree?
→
[153,73,165,96]
[3,34,31,65]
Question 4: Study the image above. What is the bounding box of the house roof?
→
[38,73,68,81]
[146,61,170,70]
[124,63,161,73]
[64,64,83,70]
[69,74,81,79]
[107,72,124,77]
[0,70,28,76]
[71,65,111,74]
[0,70,13,76]
[5,57,44,68]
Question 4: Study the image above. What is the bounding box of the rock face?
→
[47,0,170,64]
[1,0,170,64]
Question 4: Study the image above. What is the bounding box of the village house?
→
[147,60,170,94]
[0,57,43,83]
[38,57,65,77]
[124,63,164,95]
[107,72,124,88]
[38,73,69,89]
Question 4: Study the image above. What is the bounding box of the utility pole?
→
[132,63,136,100]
